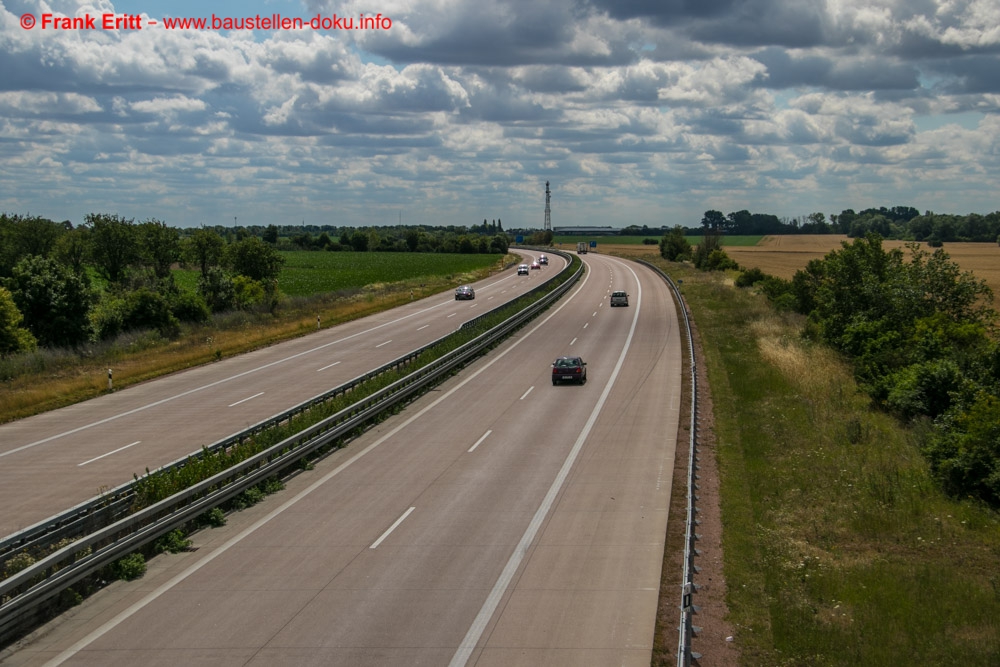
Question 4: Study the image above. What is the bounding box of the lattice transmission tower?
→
[544,180,552,231]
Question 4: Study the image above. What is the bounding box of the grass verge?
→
[617,252,1000,666]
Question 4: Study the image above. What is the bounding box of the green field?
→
[173,251,506,297]
[552,235,764,246]
[277,251,504,296]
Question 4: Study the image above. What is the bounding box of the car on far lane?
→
[530,261,541,270]
[455,285,475,300]
[538,255,548,265]
[518,264,530,275]
[552,356,587,385]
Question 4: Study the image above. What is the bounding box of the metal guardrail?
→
[636,260,702,666]
[0,252,581,645]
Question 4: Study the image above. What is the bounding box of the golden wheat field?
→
[603,235,1000,311]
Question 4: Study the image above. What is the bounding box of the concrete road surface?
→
[1,252,682,666]
[0,252,557,538]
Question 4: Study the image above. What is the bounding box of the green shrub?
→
[659,226,692,261]
[106,553,146,581]
[154,529,191,554]
[89,293,127,341]
[735,267,767,287]
[171,290,210,323]
[201,507,227,527]
[124,288,179,337]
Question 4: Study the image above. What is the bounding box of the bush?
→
[232,275,266,310]
[124,288,180,337]
[106,553,146,581]
[171,290,210,324]
[702,249,740,272]
[154,529,191,554]
[89,293,128,341]
[199,266,236,313]
[735,267,767,288]
[883,359,963,419]
[659,226,692,262]
[923,393,1000,506]
[200,507,227,527]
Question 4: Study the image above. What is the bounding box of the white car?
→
[517,264,530,275]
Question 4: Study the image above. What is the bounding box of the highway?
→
[1,252,683,666]
[0,251,557,538]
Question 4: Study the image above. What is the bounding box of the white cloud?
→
[1,0,999,227]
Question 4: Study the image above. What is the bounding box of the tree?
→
[198,266,237,313]
[86,213,138,284]
[659,226,691,261]
[6,255,93,347]
[182,228,225,278]
[701,210,726,233]
[0,214,66,277]
[224,236,285,285]
[53,226,90,275]
[349,231,368,252]
[0,286,37,356]
[263,224,279,244]
[137,219,180,279]
[490,234,509,254]
[405,229,420,252]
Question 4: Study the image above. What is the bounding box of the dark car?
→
[538,255,549,265]
[552,356,587,385]
[455,285,475,300]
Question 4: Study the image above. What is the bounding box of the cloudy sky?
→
[1,0,998,230]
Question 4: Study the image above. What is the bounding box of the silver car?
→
[610,290,629,307]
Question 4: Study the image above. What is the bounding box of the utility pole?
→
[544,181,552,232]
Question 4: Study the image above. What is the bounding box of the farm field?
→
[276,251,504,296]
[600,235,1000,310]
[551,234,763,248]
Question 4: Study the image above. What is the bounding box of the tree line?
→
[0,214,510,357]
[696,206,1000,244]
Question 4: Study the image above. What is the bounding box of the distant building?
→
[553,226,618,236]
